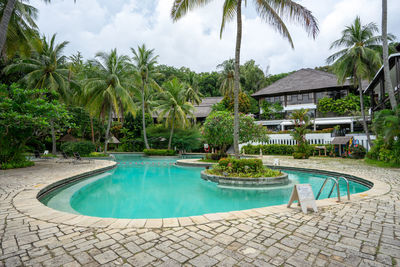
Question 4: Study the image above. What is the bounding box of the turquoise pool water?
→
[40,154,369,219]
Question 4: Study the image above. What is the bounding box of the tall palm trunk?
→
[168,118,175,150]
[142,82,150,149]
[90,116,95,144]
[233,0,242,158]
[382,0,397,109]
[358,78,372,147]
[104,108,113,153]
[0,0,16,53]
[50,120,57,154]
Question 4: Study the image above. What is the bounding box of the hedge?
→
[60,141,96,156]
[241,144,295,155]
[0,160,34,170]
[218,158,263,173]
[143,149,176,156]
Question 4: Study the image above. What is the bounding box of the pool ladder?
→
[316,177,350,202]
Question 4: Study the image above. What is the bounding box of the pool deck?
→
[0,157,399,266]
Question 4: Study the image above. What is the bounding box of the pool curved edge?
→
[12,160,390,230]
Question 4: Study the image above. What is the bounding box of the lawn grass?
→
[363,158,400,169]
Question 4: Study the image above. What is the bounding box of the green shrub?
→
[143,149,176,156]
[367,138,400,165]
[218,158,263,173]
[1,160,34,170]
[84,152,109,157]
[207,158,280,178]
[42,153,58,158]
[349,145,366,159]
[241,144,295,155]
[60,141,96,156]
[293,152,309,159]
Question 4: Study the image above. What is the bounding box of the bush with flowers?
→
[205,158,281,178]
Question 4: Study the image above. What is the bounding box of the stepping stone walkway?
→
[0,157,399,266]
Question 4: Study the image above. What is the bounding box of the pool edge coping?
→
[12,159,391,230]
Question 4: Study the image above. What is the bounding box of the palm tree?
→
[327,17,383,147]
[184,71,203,105]
[171,0,319,157]
[131,44,159,150]
[84,49,136,153]
[217,59,236,97]
[0,0,38,59]
[290,108,311,158]
[0,0,52,53]
[4,34,74,153]
[382,0,397,109]
[157,78,194,150]
[373,105,400,142]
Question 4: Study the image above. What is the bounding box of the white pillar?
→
[350,121,354,133]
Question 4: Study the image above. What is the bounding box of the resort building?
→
[251,68,368,132]
[364,52,400,111]
[191,96,223,122]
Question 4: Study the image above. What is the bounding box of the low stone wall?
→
[201,170,289,188]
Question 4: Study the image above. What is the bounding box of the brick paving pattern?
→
[0,157,399,266]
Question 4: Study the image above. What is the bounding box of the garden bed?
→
[201,170,289,187]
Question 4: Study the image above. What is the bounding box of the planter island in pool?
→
[200,170,289,188]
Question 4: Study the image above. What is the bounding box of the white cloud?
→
[36,0,400,74]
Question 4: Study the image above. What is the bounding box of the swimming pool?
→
[40,154,370,219]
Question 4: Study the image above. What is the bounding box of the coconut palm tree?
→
[373,105,400,142]
[157,78,195,150]
[183,71,203,105]
[0,0,53,54]
[0,0,38,59]
[84,49,136,153]
[3,34,75,153]
[131,44,159,150]
[327,17,384,147]
[171,0,319,157]
[382,0,397,109]
[217,59,236,97]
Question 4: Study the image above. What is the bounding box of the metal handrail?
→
[316,177,341,202]
[338,177,351,200]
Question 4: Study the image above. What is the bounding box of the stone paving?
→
[0,157,399,266]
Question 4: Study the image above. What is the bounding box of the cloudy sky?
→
[35,0,400,75]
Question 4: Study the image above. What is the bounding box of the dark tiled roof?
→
[252,68,351,98]
[194,97,223,118]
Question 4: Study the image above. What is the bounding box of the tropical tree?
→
[327,17,383,147]
[156,78,195,150]
[131,44,159,150]
[4,34,74,153]
[183,71,203,105]
[171,0,319,157]
[373,105,400,142]
[203,111,268,153]
[0,0,55,53]
[290,108,312,159]
[0,0,38,59]
[240,59,266,94]
[382,0,397,109]
[0,84,70,166]
[217,59,236,96]
[84,49,135,153]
